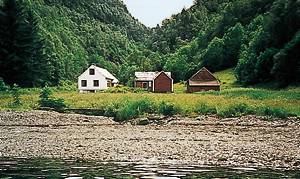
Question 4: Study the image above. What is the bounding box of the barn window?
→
[94,80,99,87]
[89,69,95,75]
[81,80,87,87]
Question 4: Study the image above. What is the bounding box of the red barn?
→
[187,67,220,92]
[135,71,173,93]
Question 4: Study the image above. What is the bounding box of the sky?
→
[123,0,194,27]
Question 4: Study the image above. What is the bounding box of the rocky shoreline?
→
[0,110,299,170]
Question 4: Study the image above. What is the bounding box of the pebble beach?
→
[0,111,299,170]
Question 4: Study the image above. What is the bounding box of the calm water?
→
[0,158,299,179]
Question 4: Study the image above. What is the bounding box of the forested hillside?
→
[150,0,300,87]
[0,0,149,86]
[0,0,299,88]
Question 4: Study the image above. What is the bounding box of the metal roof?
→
[91,65,119,83]
[135,72,172,81]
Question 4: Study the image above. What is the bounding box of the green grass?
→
[214,68,241,90]
[0,69,299,118]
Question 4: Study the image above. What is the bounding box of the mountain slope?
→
[4,0,149,85]
[148,0,299,86]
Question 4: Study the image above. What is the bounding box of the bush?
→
[158,101,180,116]
[195,103,217,115]
[133,87,148,93]
[11,84,21,106]
[39,87,67,111]
[138,119,150,125]
[217,103,254,118]
[104,85,131,93]
[57,80,77,91]
[104,103,119,118]
[105,98,154,122]
[257,106,290,119]
[0,78,9,92]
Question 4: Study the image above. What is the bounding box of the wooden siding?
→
[187,67,220,93]
[135,81,152,91]
[154,72,172,93]
[187,85,220,93]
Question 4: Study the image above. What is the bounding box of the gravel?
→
[0,110,299,170]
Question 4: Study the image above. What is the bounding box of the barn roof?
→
[188,67,220,86]
[135,71,172,81]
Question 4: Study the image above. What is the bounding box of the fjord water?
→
[0,158,299,178]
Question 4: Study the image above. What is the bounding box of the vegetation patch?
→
[217,103,255,118]
[195,103,217,115]
[158,101,181,116]
[257,106,292,119]
[39,88,67,111]
[104,98,154,122]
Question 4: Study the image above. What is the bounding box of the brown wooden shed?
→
[135,71,173,93]
[187,67,220,93]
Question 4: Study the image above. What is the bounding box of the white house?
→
[78,65,119,93]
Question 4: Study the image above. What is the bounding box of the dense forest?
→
[0,0,299,88]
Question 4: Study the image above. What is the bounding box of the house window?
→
[107,79,112,87]
[81,80,87,87]
[94,80,99,87]
[89,69,95,75]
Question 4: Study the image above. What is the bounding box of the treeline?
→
[149,0,300,86]
[0,0,299,88]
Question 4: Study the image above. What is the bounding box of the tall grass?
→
[0,69,299,118]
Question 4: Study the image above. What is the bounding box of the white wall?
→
[78,67,108,92]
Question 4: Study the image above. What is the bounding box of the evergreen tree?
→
[0,0,49,87]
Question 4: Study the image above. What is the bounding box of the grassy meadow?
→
[0,69,299,118]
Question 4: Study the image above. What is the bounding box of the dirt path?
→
[0,111,299,169]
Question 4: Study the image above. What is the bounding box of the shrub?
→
[39,87,67,111]
[57,80,77,91]
[105,98,154,122]
[138,119,150,125]
[158,101,180,116]
[218,103,254,118]
[104,86,131,93]
[257,106,290,119]
[0,78,9,92]
[104,103,119,118]
[133,87,148,93]
[11,84,21,106]
[195,103,217,115]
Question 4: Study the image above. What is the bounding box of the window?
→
[89,69,95,75]
[107,79,112,87]
[81,80,87,87]
[94,80,99,87]
[142,82,148,88]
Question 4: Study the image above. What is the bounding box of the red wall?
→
[154,73,172,93]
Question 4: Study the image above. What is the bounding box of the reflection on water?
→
[0,158,299,178]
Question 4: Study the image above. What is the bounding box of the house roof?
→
[135,71,172,81]
[95,66,119,83]
[80,65,119,83]
[188,67,220,86]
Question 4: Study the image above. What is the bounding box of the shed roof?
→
[188,67,220,86]
[135,71,172,81]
